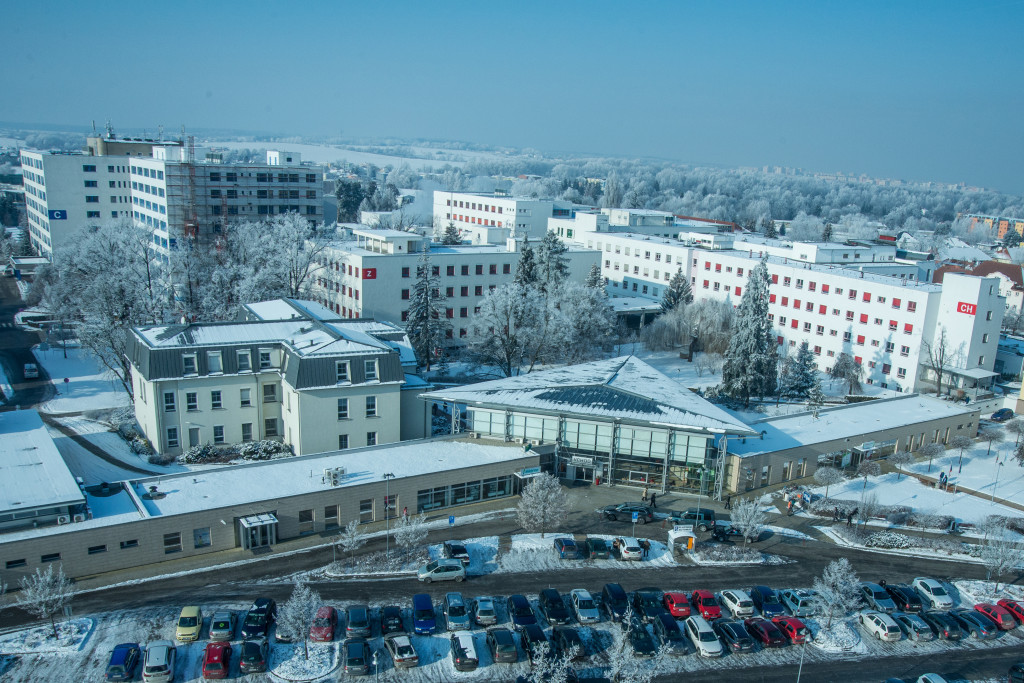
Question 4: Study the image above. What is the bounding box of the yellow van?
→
[176,606,203,642]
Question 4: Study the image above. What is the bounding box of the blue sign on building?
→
[47,209,68,220]
[448,515,455,527]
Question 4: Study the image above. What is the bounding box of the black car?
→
[584,537,610,559]
[443,541,471,567]
[240,598,277,639]
[380,605,404,635]
[651,613,689,655]
[600,502,654,524]
[539,589,573,626]
[713,618,756,653]
[631,588,668,623]
[551,626,586,660]
[1010,662,1024,683]
[601,583,630,622]
[919,611,964,640]
[238,638,269,674]
[520,623,550,662]
[626,618,659,657]
[506,594,538,630]
[667,507,716,532]
[885,584,923,613]
[486,627,518,664]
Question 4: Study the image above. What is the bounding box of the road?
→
[0,275,50,409]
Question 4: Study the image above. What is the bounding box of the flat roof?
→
[0,411,84,513]
[134,320,391,357]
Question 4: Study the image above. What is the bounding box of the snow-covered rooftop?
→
[422,356,756,435]
[0,411,84,513]
[135,320,392,357]
[607,296,663,313]
[727,394,976,458]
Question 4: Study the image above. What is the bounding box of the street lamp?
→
[992,457,1004,504]
[382,472,396,558]
[694,466,706,511]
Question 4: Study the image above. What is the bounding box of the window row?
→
[417,476,514,513]
[401,263,512,278]
[165,419,277,448]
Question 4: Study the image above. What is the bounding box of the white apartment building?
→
[550,209,727,244]
[574,231,1002,393]
[131,148,323,254]
[309,229,601,343]
[433,191,572,243]
[126,299,429,458]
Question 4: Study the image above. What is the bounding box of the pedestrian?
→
[650,492,657,509]
[642,486,649,503]
[833,506,840,521]
[879,579,886,588]
[787,500,793,515]
[846,512,853,527]
[641,539,650,558]
[725,495,732,510]
[402,506,408,518]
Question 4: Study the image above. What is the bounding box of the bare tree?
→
[813,466,844,499]
[393,513,429,558]
[276,579,321,659]
[856,460,881,495]
[980,530,1024,592]
[517,473,569,538]
[731,498,766,545]
[978,428,1005,456]
[919,442,946,473]
[857,493,880,529]
[922,327,961,396]
[1005,420,1024,447]
[948,434,974,476]
[889,450,915,481]
[336,520,367,566]
[18,564,74,639]
[811,558,861,629]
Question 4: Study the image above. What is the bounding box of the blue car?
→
[105,642,141,681]
[992,408,1014,423]
[553,537,581,559]
[750,586,786,617]
[506,594,538,630]
[412,593,436,634]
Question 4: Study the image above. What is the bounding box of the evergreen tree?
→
[534,232,569,293]
[821,222,833,242]
[440,221,461,245]
[784,342,816,399]
[513,237,538,288]
[1005,230,1022,248]
[807,377,826,417]
[761,218,778,238]
[17,229,33,256]
[720,257,777,407]
[335,179,366,223]
[661,268,693,312]
[830,352,863,395]
[584,262,604,291]
[405,251,451,371]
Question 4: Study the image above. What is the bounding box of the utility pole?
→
[383,472,395,558]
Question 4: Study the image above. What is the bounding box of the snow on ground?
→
[497,534,677,574]
[906,434,1024,507]
[268,641,338,681]
[688,543,791,566]
[763,525,814,541]
[815,526,987,566]
[48,430,146,485]
[0,359,12,402]
[809,619,865,654]
[427,536,499,576]
[0,618,93,654]
[31,345,129,414]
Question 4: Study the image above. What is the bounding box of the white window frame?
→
[207,351,223,374]
[163,391,176,412]
[337,398,349,420]
[364,359,378,381]
[182,353,198,375]
[240,388,251,407]
[237,350,252,372]
[167,426,179,448]
[336,361,350,383]
[366,395,377,417]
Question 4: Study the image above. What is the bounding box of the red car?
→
[975,603,1016,631]
[690,590,722,619]
[997,599,1024,625]
[745,617,787,647]
[309,606,338,642]
[202,642,232,680]
[663,592,692,618]
[771,615,812,644]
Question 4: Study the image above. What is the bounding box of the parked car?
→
[175,606,203,642]
[105,642,141,682]
[486,627,519,664]
[570,589,601,624]
[450,631,479,672]
[23,363,39,379]
[208,612,236,642]
[238,638,269,674]
[539,588,573,625]
[471,597,498,626]
[240,598,276,640]
[600,502,654,524]
[342,638,371,676]
[713,618,755,653]
[998,598,1024,624]
[1010,663,1024,683]
[992,408,1015,422]
[626,618,659,657]
[919,610,964,640]
[975,602,1017,630]
[885,584,924,613]
[711,523,748,543]
[912,578,954,610]
[891,612,935,641]
[751,586,786,617]
[442,540,471,567]
[613,536,644,561]
[690,590,722,619]
[744,617,787,647]
[584,537,610,559]
[553,537,581,559]
[684,615,723,657]
[779,589,817,617]
[417,558,466,583]
[601,583,630,622]
[443,592,471,631]
[552,626,586,660]
[861,582,897,612]
[860,611,902,642]
[380,605,404,635]
[720,590,755,618]
[412,594,436,635]
[668,507,716,532]
[916,676,949,683]
[950,608,998,639]
[309,606,338,642]
[506,594,538,630]
[632,588,667,623]
[142,640,176,683]
[346,604,371,638]
[663,591,692,618]
[520,623,550,663]
[383,632,419,669]
[201,642,232,680]
[771,615,812,644]
[651,613,689,655]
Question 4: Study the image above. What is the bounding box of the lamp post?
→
[382,472,395,559]
[992,457,1004,504]
[695,466,706,511]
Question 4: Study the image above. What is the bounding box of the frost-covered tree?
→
[761,218,777,238]
[857,493,880,529]
[641,306,690,351]
[731,498,766,545]
[517,473,569,538]
[18,564,74,639]
[521,642,579,683]
[830,353,863,395]
[1007,420,1024,447]
[813,466,844,499]
[406,251,450,371]
[440,221,461,245]
[811,558,861,629]
[786,212,825,242]
[949,434,973,475]
[336,179,367,222]
[468,283,566,376]
[685,299,735,354]
[807,377,826,417]
[276,579,321,659]
[720,258,777,407]
[336,520,367,566]
[980,530,1024,591]
[890,450,915,480]
[1005,230,1023,248]
[661,268,693,312]
[514,237,538,288]
[821,222,834,242]
[783,342,816,399]
[393,513,429,557]
[558,282,616,364]
[535,231,570,293]
[919,442,945,473]
[856,460,881,495]
[585,262,604,291]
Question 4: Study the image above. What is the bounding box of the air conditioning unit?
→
[73,513,86,523]
[56,515,71,525]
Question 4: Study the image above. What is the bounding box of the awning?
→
[239,512,278,528]
[950,367,998,380]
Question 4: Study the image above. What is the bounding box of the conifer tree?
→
[784,342,816,399]
[585,262,604,291]
[514,237,538,288]
[661,268,693,312]
[720,257,777,406]
[440,221,461,245]
[406,250,450,371]
[761,218,778,238]
[535,232,569,293]
[821,222,834,242]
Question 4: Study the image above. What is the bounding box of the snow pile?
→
[427,537,499,576]
[323,548,427,578]
[809,620,864,654]
[496,534,677,574]
[863,530,913,549]
[689,544,789,566]
[953,579,1024,605]
[0,618,93,654]
[32,346,130,414]
[764,525,814,541]
[268,641,338,681]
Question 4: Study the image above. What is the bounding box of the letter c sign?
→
[957,302,977,315]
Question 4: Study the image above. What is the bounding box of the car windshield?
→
[107,666,124,675]
[350,611,368,625]
[930,585,948,596]
[699,630,717,642]
[348,654,364,666]
[625,545,641,552]
[395,642,414,656]
[244,612,265,626]
[874,590,889,600]
[213,620,229,629]
[449,605,466,617]
[313,617,331,627]
[738,600,753,607]
[763,594,780,604]
[178,617,198,627]
[478,606,495,616]
[242,643,262,659]
[415,609,433,619]
[425,561,438,571]
[512,602,532,616]
[701,597,716,606]
[145,665,168,674]
[206,663,223,672]
[577,599,595,610]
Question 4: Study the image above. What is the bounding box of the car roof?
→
[693,589,714,597]
[656,612,678,626]
[619,537,640,545]
[347,604,369,613]
[388,633,412,645]
[315,606,335,617]
[541,588,561,598]
[571,589,592,598]
[489,627,515,642]
[146,642,172,664]
[604,583,627,595]
[688,615,712,629]
[180,605,201,616]
[509,594,529,604]
[383,605,402,614]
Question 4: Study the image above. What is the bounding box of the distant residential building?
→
[935,261,1024,312]
[963,213,1024,240]
[549,209,724,243]
[433,191,572,243]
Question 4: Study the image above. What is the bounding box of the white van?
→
[23,363,39,379]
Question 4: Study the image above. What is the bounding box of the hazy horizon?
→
[4,1,1022,193]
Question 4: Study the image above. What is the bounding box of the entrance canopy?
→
[239,512,278,528]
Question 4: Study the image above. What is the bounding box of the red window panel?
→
[856,335,865,345]
[882,363,891,375]
[738,268,744,277]
[854,356,863,365]
[769,294,776,303]
[892,298,901,308]
[907,301,917,312]
[819,305,827,314]
[446,308,454,319]
[793,299,801,309]
[354,290,359,300]
[771,274,779,284]
[791,319,799,329]
[822,284,829,293]
[703,280,710,288]
[777,336,784,345]
[813,346,821,355]
[705,261,711,270]
[862,292,871,302]
[781,297,789,306]
[889,320,898,330]
[715,264,722,272]
[904,323,913,333]
[860,314,869,324]
[808,282,816,291]
[735,286,742,296]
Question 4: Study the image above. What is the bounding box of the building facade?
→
[433,191,572,244]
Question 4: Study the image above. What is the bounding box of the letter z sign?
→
[362,268,377,280]
[957,302,977,315]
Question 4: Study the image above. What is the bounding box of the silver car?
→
[208,611,236,641]
[779,589,817,617]
[571,589,601,624]
[443,592,471,631]
[861,582,897,613]
[471,597,498,627]
[417,559,466,583]
[892,612,935,641]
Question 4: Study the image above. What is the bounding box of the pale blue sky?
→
[3,1,1023,192]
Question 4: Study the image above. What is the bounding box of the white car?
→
[719,590,755,618]
[570,589,601,624]
[614,537,643,561]
[917,676,948,683]
[142,640,176,682]
[779,589,817,617]
[683,615,723,657]
[859,610,902,642]
[912,577,954,610]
